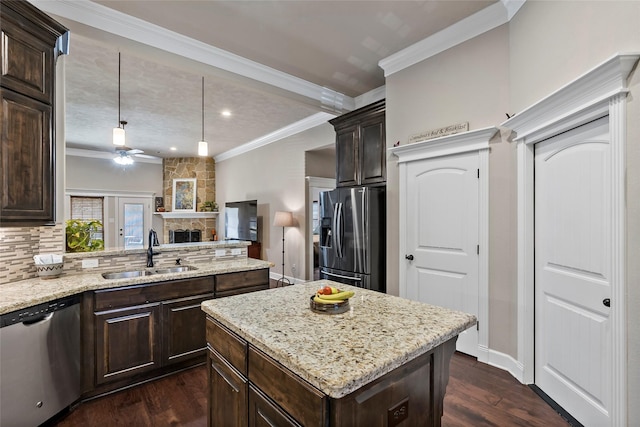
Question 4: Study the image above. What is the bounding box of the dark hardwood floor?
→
[53,352,569,427]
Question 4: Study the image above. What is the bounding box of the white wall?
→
[215,123,335,281]
[384,0,640,419]
[385,25,513,354]
[66,156,163,193]
[508,1,640,421]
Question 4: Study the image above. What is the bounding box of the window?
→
[70,196,104,242]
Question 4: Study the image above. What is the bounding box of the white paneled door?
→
[534,117,611,426]
[405,152,479,356]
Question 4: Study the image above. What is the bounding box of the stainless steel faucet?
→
[147,229,160,267]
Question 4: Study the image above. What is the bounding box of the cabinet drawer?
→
[95,276,213,311]
[249,384,301,427]
[206,317,247,376]
[215,269,269,294]
[208,348,248,427]
[249,346,326,427]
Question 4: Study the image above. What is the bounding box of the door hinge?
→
[477,322,479,331]
[477,245,479,255]
[477,169,480,179]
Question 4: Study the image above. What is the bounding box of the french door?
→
[117,197,152,249]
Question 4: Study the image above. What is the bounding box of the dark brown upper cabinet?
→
[0,1,67,226]
[330,100,386,187]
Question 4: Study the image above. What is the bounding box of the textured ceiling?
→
[55,0,496,159]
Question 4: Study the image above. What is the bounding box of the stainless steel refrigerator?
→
[319,186,385,292]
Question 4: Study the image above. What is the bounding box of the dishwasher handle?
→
[21,312,54,326]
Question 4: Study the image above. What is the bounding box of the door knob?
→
[405,254,414,261]
[603,298,610,307]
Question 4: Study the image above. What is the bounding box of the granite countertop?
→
[63,240,251,260]
[201,281,476,399]
[0,258,271,315]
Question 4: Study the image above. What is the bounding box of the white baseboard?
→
[482,348,526,384]
[269,272,305,285]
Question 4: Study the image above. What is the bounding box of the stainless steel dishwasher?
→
[0,294,81,427]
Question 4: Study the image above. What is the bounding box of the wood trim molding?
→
[503,54,639,145]
[392,127,495,360]
[388,126,497,163]
[502,53,639,426]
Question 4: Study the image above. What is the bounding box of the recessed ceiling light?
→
[221,110,232,117]
[170,147,177,151]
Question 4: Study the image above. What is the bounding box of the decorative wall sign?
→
[408,122,469,144]
[172,179,196,212]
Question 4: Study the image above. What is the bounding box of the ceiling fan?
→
[113,145,159,164]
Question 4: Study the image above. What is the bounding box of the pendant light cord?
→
[118,52,121,127]
[201,76,205,140]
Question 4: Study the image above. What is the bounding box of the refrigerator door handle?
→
[337,202,343,258]
[321,270,362,282]
[333,202,340,258]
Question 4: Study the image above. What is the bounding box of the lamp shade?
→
[273,211,294,227]
[112,126,126,146]
[198,140,208,156]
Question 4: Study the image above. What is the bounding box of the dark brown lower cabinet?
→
[163,293,214,366]
[208,348,248,427]
[95,303,161,385]
[206,316,457,427]
[86,276,215,398]
[84,271,268,399]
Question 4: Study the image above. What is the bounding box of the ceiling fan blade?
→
[134,153,159,159]
[127,148,144,155]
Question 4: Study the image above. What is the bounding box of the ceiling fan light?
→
[113,126,126,146]
[198,140,208,156]
[113,154,134,165]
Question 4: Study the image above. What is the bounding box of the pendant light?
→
[113,52,126,146]
[198,76,208,156]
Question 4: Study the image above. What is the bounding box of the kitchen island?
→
[202,281,476,426]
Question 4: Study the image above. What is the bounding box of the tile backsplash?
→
[0,225,65,284]
[0,225,248,285]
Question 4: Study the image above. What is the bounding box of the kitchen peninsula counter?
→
[0,257,270,315]
[202,281,476,426]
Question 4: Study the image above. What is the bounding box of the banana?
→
[331,287,339,294]
[313,295,345,304]
[317,290,354,301]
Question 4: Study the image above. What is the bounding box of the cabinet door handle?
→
[603,298,611,307]
[405,254,414,261]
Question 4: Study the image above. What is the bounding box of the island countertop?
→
[201,280,476,399]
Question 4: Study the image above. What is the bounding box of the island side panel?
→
[206,315,460,427]
[330,336,458,427]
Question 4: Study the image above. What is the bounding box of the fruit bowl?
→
[309,295,350,314]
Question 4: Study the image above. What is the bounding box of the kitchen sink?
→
[101,270,154,280]
[153,266,197,274]
[101,265,197,280]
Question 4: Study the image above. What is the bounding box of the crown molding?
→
[354,86,386,109]
[379,0,525,77]
[501,53,640,145]
[28,0,353,111]
[214,112,336,163]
